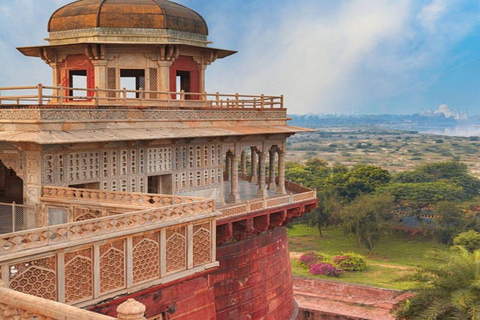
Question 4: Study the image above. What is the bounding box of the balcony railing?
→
[219,181,317,219]
[42,186,210,207]
[0,85,284,109]
[0,189,219,307]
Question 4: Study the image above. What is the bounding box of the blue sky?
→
[1,0,480,115]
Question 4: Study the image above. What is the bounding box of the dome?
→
[48,0,208,36]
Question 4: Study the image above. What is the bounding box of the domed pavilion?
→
[0,1,317,320]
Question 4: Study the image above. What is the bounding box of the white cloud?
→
[205,0,480,114]
[418,0,448,32]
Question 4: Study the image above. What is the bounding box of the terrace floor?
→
[222,179,296,207]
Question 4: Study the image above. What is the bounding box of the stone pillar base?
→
[268,182,277,190]
[276,186,287,195]
[251,176,258,184]
[257,188,268,198]
[229,194,241,203]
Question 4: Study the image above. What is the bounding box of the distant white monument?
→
[420,104,468,120]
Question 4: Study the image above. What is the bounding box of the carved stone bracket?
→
[0,153,24,179]
[159,45,179,62]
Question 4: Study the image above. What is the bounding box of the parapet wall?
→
[294,277,412,320]
[212,227,295,320]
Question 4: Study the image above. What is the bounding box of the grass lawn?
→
[288,224,447,290]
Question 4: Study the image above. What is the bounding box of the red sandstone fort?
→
[0,1,318,319]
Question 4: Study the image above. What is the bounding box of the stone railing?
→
[220,189,317,219]
[0,209,218,306]
[0,198,216,255]
[284,180,314,194]
[0,285,147,320]
[42,186,210,207]
[0,84,284,109]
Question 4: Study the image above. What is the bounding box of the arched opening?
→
[0,160,24,234]
[0,160,23,204]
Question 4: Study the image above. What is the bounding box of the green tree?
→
[395,247,480,320]
[432,201,479,245]
[379,182,466,206]
[339,193,395,254]
[393,161,480,199]
[454,230,480,252]
[326,165,391,201]
[309,187,342,237]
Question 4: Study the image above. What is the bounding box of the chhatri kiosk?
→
[0,1,317,319]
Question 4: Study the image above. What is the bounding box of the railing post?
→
[203,92,207,108]
[37,84,43,106]
[59,86,64,105]
[235,93,239,108]
[215,92,220,108]
[95,87,99,106]
[117,299,146,320]
[280,95,284,108]
[12,201,16,233]
[0,90,2,105]
[123,87,127,106]
[270,97,274,109]
[139,87,144,106]
[261,94,265,109]
[181,90,185,107]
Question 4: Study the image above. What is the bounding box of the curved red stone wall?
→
[212,227,295,320]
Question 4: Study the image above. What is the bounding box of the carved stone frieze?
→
[0,109,286,121]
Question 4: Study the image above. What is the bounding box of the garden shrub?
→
[454,230,480,252]
[299,251,327,268]
[309,263,342,277]
[332,252,367,272]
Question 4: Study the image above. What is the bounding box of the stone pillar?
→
[199,64,207,93]
[158,60,173,99]
[24,151,43,228]
[92,60,107,99]
[276,150,287,194]
[50,63,60,102]
[225,152,232,182]
[257,152,268,198]
[250,147,258,184]
[241,151,247,178]
[268,148,277,190]
[117,299,146,320]
[229,155,240,203]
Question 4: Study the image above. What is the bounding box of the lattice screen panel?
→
[107,68,117,97]
[99,240,126,293]
[43,143,223,194]
[166,227,186,274]
[9,256,57,301]
[149,68,158,99]
[64,248,93,303]
[193,223,212,266]
[133,233,160,284]
[74,207,103,222]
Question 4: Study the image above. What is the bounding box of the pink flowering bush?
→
[299,251,326,268]
[309,263,343,277]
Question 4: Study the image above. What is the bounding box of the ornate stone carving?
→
[0,153,24,178]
